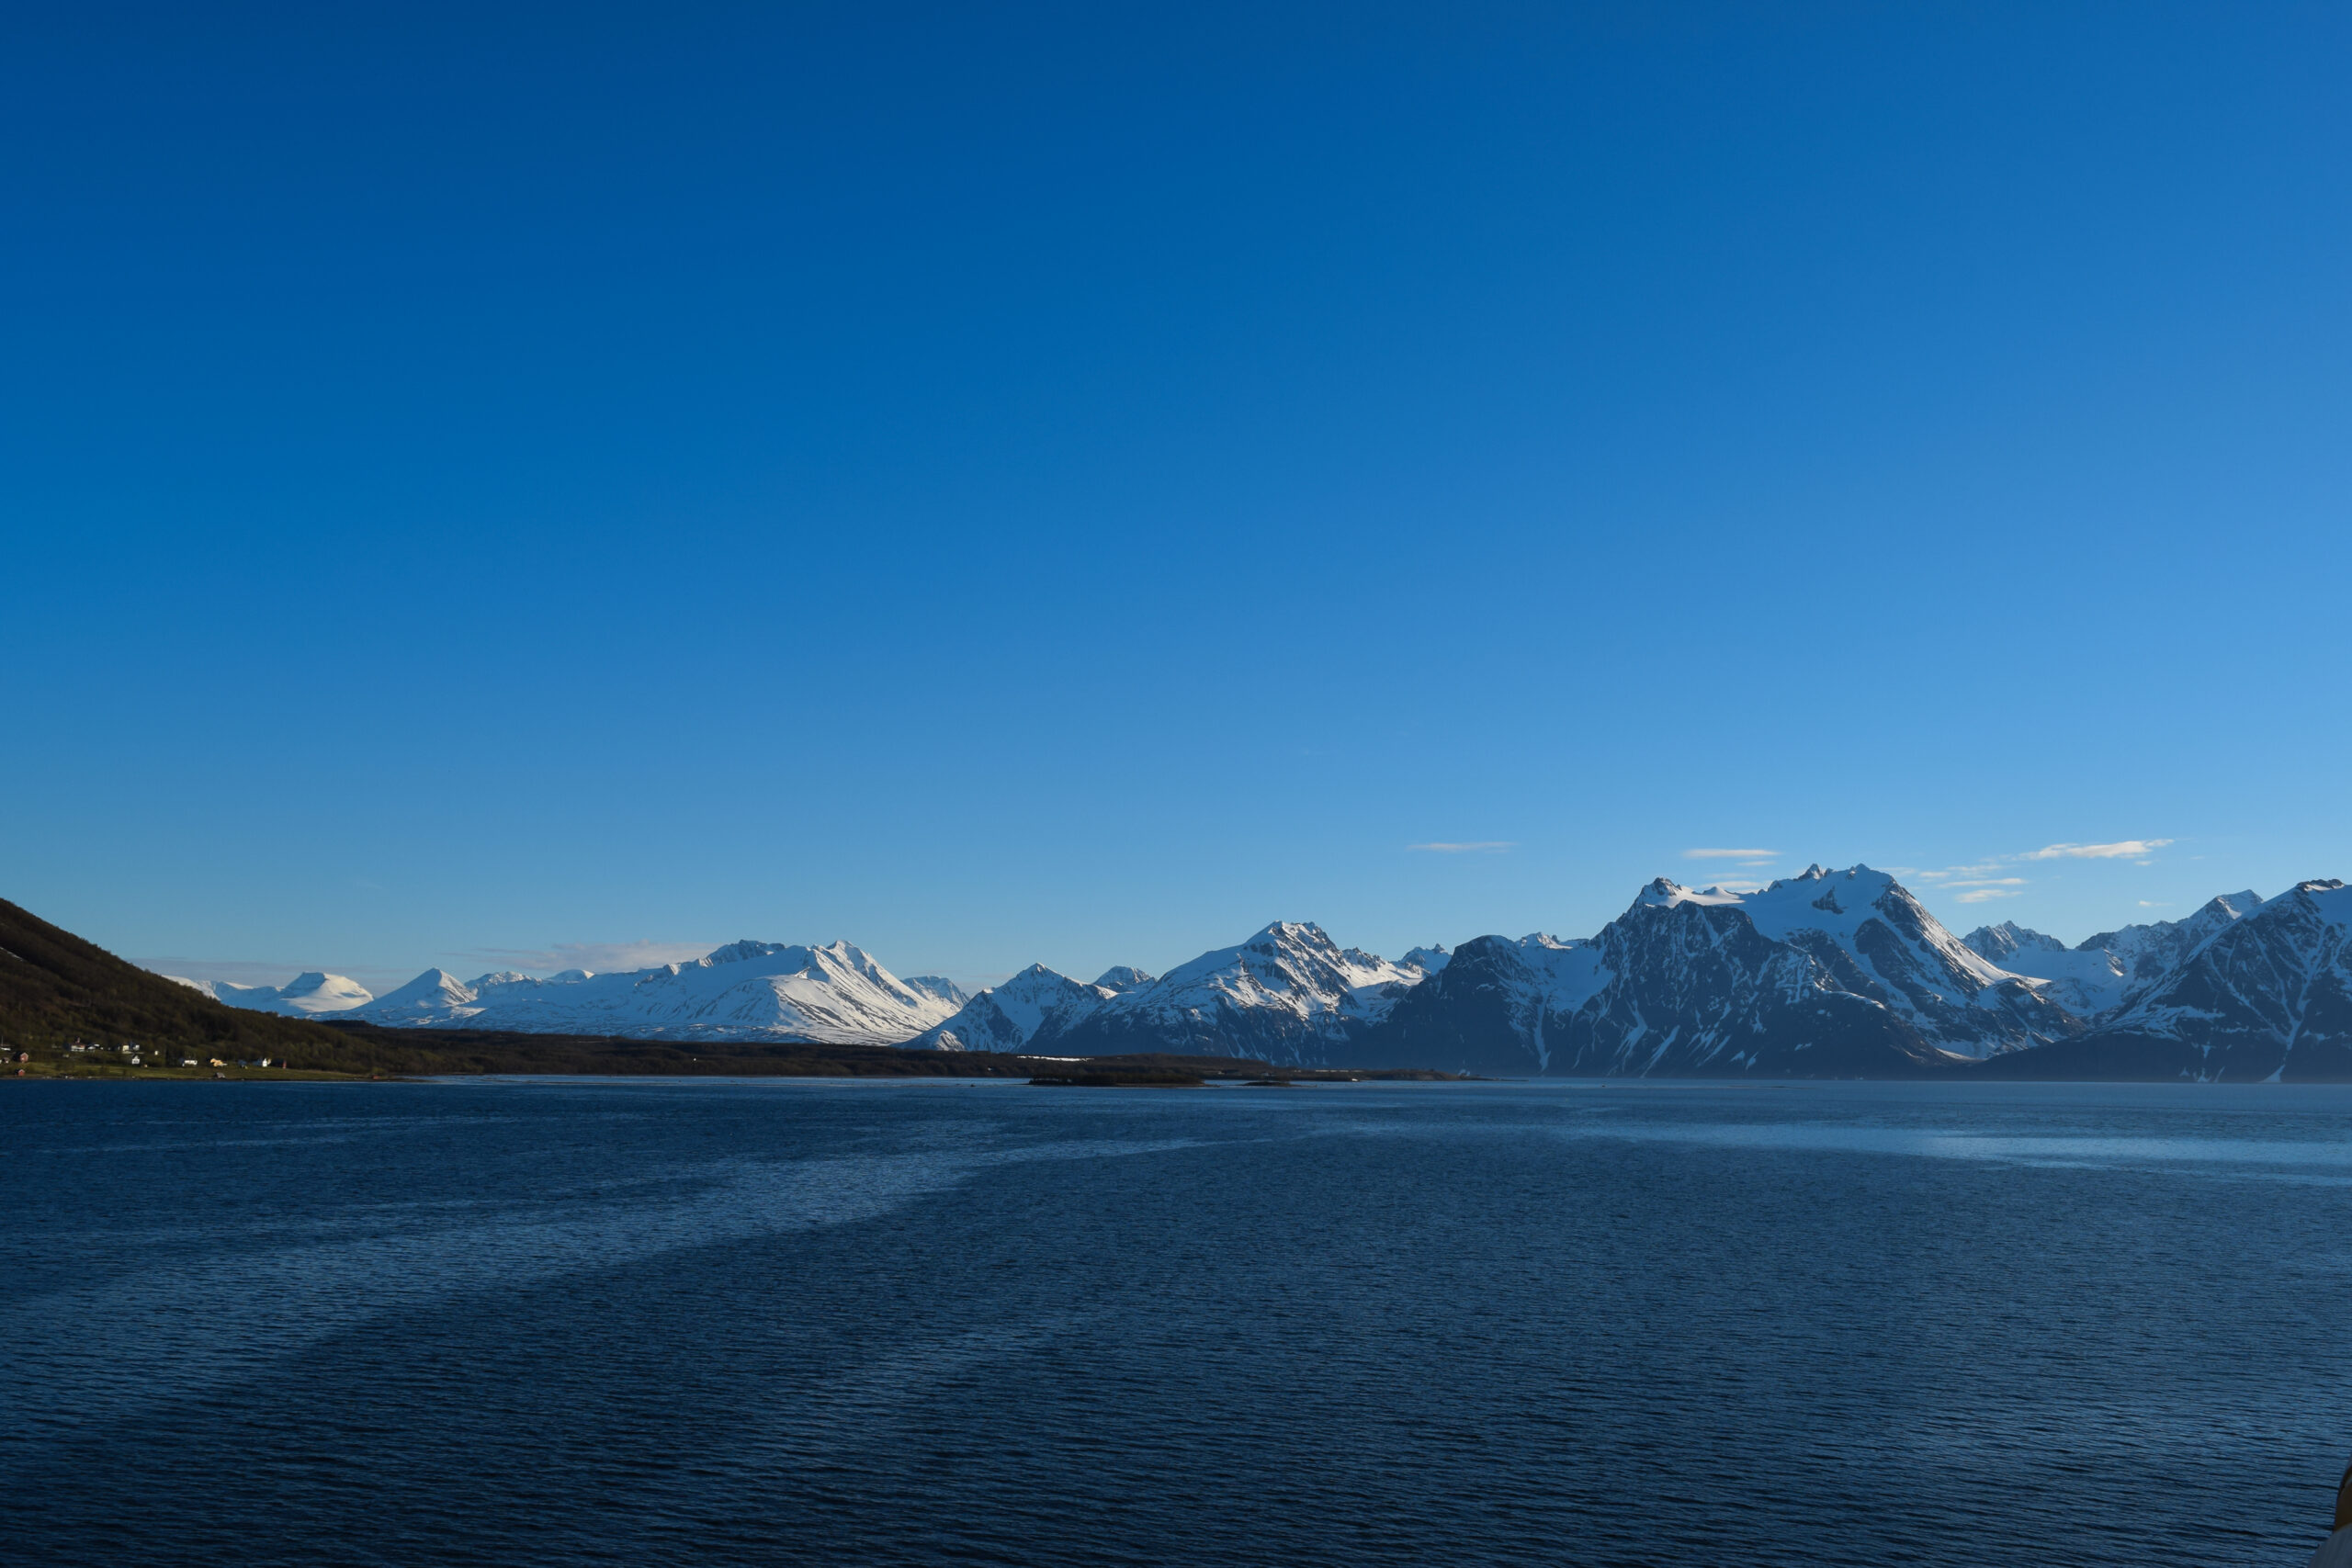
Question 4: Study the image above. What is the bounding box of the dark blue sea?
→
[6,1078,2351,1566]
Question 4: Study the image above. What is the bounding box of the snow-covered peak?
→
[364,968,480,1019]
[1634,864,1906,920]
[1616,863,2065,1053]
[2075,890,2267,993]
[2084,877,2352,1074]
[912,962,1117,1053]
[1093,965,1154,992]
[703,939,808,968]
[167,969,374,1017]
[1633,877,1747,910]
[277,972,374,1013]
[1150,920,1412,998]
[1402,944,1451,976]
[1238,919,1335,957]
[1961,921,2069,963]
[350,940,958,1044]
[905,975,970,1009]
[1080,921,1433,1051]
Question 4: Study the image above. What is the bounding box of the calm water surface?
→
[6,1078,2351,1565]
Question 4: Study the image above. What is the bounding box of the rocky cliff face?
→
[2029,881,2352,1080]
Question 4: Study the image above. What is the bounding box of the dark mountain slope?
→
[1976,880,2352,1082]
[0,896,345,1056]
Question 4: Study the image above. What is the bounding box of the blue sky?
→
[4,2,2348,993]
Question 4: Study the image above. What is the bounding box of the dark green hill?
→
[0,896,347,1057]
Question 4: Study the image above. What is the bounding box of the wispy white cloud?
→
[458,940,718,975]
[1408,841,1515,853]
[2021,839,2174,861]
[1682,848,1777,860]
[2138,900,2172,908]
[1903,835,2176,905]
[1906,862,2002,884]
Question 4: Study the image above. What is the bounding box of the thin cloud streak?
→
[1682,848,1777,860]
[1906,835,2176,904]
[2022,839,2175,861]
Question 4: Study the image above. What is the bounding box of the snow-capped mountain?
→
[2080,890,2267,987]
[1958,920,2132,1015]
[1040,922,1445,1065]
[349,941,959,1045]
[913,964,1123,1053]
[1962,893,2265,1016]
[164,970,374,1017]
[904,976,970,1010]
[2039,880,2352,1080]
[1364,865,2076,1077]
[358,967,480,1022]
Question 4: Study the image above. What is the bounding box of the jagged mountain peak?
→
[2058,877,2352,1078]
[1241,919,1337,954]
[1013,921,1437,1065]
[912,962,1118,1053]
[1093,965,1153,991]
[1517,933,1585,953]
[1377,860,2070,1077]
[1962,921,2069,963]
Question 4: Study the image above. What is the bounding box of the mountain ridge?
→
[117,863,2352,1079]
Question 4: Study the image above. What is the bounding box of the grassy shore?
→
[6,1058,378,1082]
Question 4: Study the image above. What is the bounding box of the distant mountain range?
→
[165,970,377,1017]
[335,941,967,1046]
[166,865,2352,1079]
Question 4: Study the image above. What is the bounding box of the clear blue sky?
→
[4,2,2347,993]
